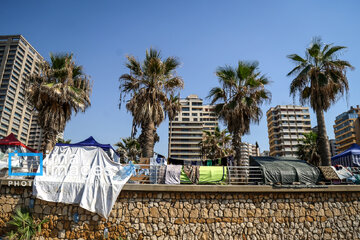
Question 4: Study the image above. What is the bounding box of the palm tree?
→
[165,94,181,157]
[57,138,71,144]
[119,49,184,158]
[297,131,321,166]
[287,37,354,166]
[208,61,271,166]
[26,53,92,154]
[115,137,141,163]
[199,126,233,160]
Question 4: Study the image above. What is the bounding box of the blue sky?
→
[1,0,360,155]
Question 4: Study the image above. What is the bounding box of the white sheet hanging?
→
[33,146,132,218]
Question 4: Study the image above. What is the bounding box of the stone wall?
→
[0,183,360,240]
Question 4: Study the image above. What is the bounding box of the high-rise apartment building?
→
[333,106,360,153]
[168,94,218,162]
[28,114,44,150]
[239,142,260,165]
[261,150,270,156]
[267,105,311,157]
[329,139,338,157]
[0,35,44,149]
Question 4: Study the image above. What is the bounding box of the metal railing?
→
[126,164,264,185]
[227,166,263,185]
[4,162,360,186]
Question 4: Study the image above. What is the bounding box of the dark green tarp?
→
[250,156,320,185]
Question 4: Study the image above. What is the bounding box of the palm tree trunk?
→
[315,108,331,166]
[42,130,57,155]
[141,121,155,158]
[232,131,242,166]
[233,130,249,183]
[131,119,137,139]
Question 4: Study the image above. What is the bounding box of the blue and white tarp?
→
[331,144,360,167]
[56,136,120,162]
[33,145,134,218]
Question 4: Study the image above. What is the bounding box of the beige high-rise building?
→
[329,139,338,157]
[168,94,218,162]
[333,106,360,153]
[0,35,44,149]
[267,105,311,157]
[239,142,260,165]
[28,114,44,150]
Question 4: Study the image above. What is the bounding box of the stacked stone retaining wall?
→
[0,182,360,239]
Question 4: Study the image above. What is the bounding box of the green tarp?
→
[250,156,320,185]
[180,166,227,184]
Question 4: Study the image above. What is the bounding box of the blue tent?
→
[331,144,360,167]
[56,136,119,156]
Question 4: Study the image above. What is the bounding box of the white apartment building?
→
[239,142,260,165]
[267,105,311,157]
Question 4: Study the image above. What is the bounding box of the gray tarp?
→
[250,156,320,185]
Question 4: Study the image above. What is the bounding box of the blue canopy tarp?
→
[56,136,119,157]
[331,144,360,167]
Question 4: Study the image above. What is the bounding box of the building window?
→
[182,113,189,116]
[182,107,189,111]
[182,118,190,121]
[192,102,202,106]
[16,56,23,63]
[18,46,25,54]
[12,71,19,77]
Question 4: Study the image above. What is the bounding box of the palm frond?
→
[119,48,183,157]
[26,53,92,153]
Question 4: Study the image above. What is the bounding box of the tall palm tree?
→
[115,137,141,163]
[297,131,321,166]
[208,61,271,166]
[165,94,181,157]
[26,53,92,153]
[119,49,184,158]
[287,37,354,166]
[199,126,233,160]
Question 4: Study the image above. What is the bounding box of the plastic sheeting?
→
[332,166,353,180]
[33,146,132,218]
[250,156,320,185]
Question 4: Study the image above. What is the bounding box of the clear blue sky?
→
[1,0,360,155]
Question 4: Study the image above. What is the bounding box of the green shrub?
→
[8,208,48,240]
